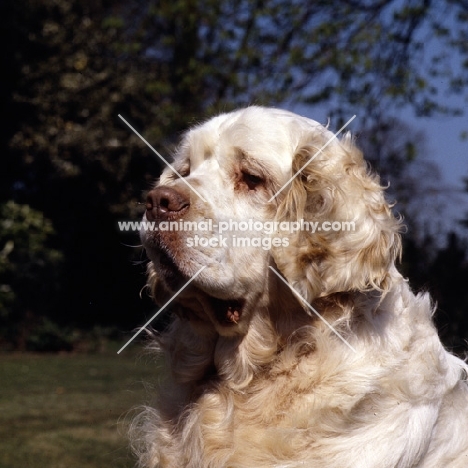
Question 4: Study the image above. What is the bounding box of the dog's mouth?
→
[154,249,245,327]
[209,297,245,326]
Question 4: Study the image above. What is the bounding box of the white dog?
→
[132,107,468,467]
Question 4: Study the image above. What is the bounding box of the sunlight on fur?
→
[131,107,468,468]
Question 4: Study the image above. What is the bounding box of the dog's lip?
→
[153,248,188,289]
[148,246,245,326]
[209,296,245,325]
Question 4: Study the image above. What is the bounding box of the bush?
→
[25,318,74,352]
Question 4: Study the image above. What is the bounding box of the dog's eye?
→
[242,171,264,190]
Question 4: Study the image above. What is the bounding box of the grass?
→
[0,344,161,468]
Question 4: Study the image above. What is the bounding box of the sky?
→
[412,113,468,190]
[288,101,468,243]
[401,110,468,241]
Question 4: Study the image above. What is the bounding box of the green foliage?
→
[0,202,61,262]
[0,202,63,348]
[101,15,124,30]
[23,318,74,352]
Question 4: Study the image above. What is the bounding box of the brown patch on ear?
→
[276,143,332,224]
[271,137,402,303]
[299,243,329,267]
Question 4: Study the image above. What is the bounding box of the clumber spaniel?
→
[132,107,468,467]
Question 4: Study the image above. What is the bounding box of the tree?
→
[113,0,468,120]
[2,0,468,338]
[429,232,468,354]
[357,117,458,244]
[462,176,468,229]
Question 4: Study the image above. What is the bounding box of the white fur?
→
[134,107,468,467]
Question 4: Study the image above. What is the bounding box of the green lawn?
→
[0,347,160,468]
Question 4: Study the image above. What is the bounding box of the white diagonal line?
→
[118,114,207,203]
[268,115,356,202]
[117,266,206,354]
[269,266,357,353]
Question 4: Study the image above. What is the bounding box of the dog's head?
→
[141,107,401,337]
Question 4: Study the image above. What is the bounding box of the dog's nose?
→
[146,187,190,221]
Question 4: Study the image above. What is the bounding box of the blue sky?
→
[413,113,468,190]
[288,101,468,242]
[403,110,468,241]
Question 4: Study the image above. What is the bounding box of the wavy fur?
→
[133,107,468,468]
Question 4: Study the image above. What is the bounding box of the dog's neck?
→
[165,272,403,394]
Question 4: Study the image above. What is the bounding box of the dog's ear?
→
[270,134,402,303]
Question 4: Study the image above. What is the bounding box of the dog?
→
[132,106,468,467]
